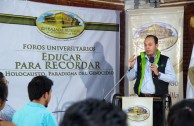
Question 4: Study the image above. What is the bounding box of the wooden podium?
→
[112,94,171,126]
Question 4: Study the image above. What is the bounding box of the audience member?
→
[0,81,15,126]
[60,98,127,126]
[0,72,16,121]
[167,99,194,126]
[12,76,58,126]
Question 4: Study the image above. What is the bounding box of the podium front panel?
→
[122,97,153,126]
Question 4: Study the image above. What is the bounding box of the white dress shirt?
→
[127,55,176,94]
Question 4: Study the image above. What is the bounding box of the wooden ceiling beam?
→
[30,0,124,10]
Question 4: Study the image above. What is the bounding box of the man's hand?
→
[129,55,136,68]
[150,63,159,76]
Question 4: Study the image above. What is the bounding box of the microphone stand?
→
[103,69,131,100]
[52,110,66,113]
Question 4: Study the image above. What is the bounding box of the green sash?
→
[138,50,161,95]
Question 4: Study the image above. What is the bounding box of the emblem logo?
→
[36,11,85,40]
[125,105,150,121]
[133,23,178,51]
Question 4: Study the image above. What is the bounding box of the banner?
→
[0,0,120,122]
[125,7,184,105]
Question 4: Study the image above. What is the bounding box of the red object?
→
[0,117,5,121]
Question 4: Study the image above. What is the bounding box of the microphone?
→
[149,56,154,63]
[149,57,155,78]
[103,68,132,101]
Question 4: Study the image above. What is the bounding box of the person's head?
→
[167,99,194,126]
[144,35,158,57]
[0,81,8,111]
[28,76,53,107]
[0,72,8,85]
[60,99,127,126]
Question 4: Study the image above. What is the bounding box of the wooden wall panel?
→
[162,0,194,3]
[119,11,125,96]
[31,0,124,10]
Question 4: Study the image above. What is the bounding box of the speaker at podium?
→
[112,94,172,126]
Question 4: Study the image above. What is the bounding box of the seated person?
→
[60,98,127,126]
[12,76,58,126]
[0,72,15,121]
[167,99,194,126]
[0,81,15,126]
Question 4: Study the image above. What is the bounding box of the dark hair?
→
[0,72,5,84]
[0,72,4,78]
[0,81,8,102]
[167,99,194,126]
[60,99,127,126]
[28,76,53,101]
[145,35,158,44]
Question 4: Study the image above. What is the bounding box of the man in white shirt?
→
[127,35,176,126]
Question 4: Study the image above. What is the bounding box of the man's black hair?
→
[60,99,127,126]
[0,72,4,78]
[167,99,194,126]
[28,76,53,101]
[146,35,158,44]
[0,81,8,102]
